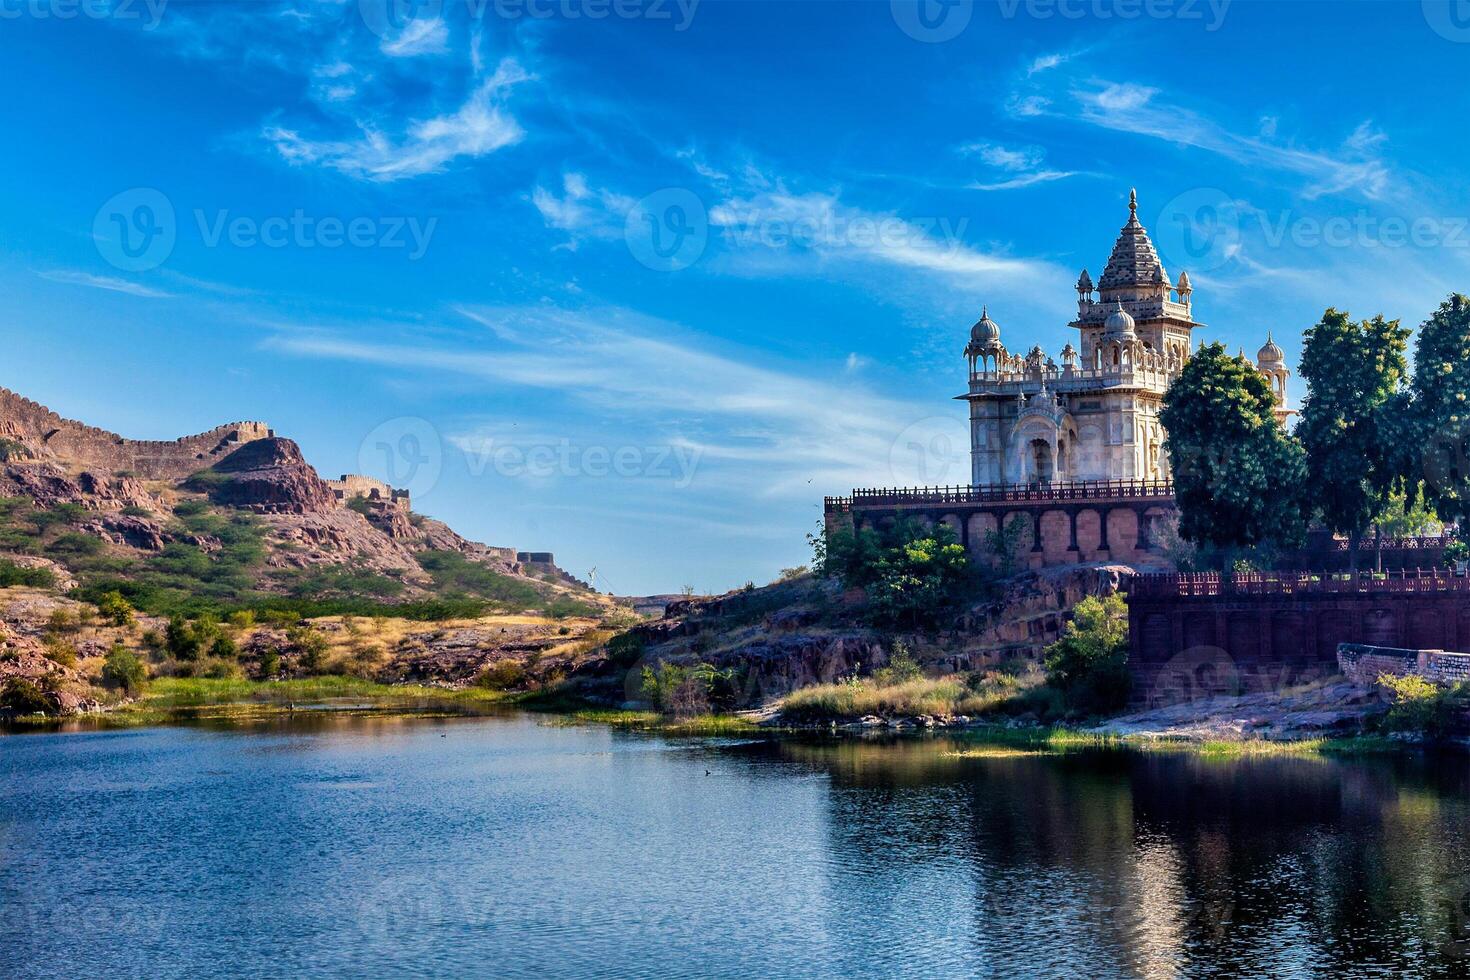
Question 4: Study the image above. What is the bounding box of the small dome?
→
[1177,270,1192,292]
[1257,332,1284,366]
[971,305,1002,348]
[1103,302,1136,339]
[1076,268,1093,291]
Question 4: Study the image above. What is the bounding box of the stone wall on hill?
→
[0,385,272,480]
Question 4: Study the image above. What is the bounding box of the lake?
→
[3,712,1470,978]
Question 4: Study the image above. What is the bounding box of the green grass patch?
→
[130,676,510,711]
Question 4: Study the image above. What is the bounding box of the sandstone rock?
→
[205,438,337,514]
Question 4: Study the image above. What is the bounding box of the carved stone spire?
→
[1098,189,1169,295]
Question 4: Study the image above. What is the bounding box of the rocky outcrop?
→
[204,438,337,514]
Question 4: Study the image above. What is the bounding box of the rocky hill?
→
[0,385,591,613]
[0,385,630,714]
[555,563,1138,712]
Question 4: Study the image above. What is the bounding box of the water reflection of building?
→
[776,738,1470,976]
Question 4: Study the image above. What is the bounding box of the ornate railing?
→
[1322,535,1454,552]
[825,479,1174,511]
[1130,568,1470,598]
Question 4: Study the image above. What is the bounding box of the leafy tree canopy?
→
[1161,342,1308,558]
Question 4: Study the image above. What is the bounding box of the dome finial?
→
[1129,188,1137,213]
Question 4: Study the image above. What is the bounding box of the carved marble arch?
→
[1009,416,1060,485]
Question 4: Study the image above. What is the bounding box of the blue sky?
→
[4,0,1470,594]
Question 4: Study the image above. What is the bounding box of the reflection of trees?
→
[776,738,1470,977]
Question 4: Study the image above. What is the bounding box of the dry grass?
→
[780,675,1017,722]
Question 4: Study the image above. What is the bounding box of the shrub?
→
[873,642,923,686]
[96,590,136,627]
[287,625,329,673]
[476,660,527,690]
[101,644,147,694]
[210,634,239,660]
[45,608,75,637]
[0,559,54,589]
[165,616,201,660]
[43,638,77,668]
[776,565,809,583]
[227,610,256,629]
[607,631,645,668]
[1043,594,1131,716]
[257,647,282,680]
[1380,674,1469,741]
[639,661,738,716]
[1,678,52,716]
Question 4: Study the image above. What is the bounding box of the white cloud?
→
[36,270,172,298]
[264,305,959,497]
[265,59,530,181]
[530,172,635,243]
[957,141,1078,192]
[969,170,1078,192]
[381,17,449,58]
[1061,80,1390,200]
[1027,52,1067,75]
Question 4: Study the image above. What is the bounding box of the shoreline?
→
[0,677,1436,756]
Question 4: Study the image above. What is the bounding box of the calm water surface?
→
[4,712,1470,978]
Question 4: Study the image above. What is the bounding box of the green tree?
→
[165,616,201,661]
[1411,294,1470,539]
[1,678,52,716]
[96,590,136,628]
[866,526,974,628]
[101,643,147,695]
[1297,310,1410,568]
[1161,342,1308,566]
[1043,594,1130,715]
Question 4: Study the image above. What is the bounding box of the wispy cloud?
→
[380,16,449,58]
[36,269,172,298]
[958,140,1079,192]
[1022,76,1391,200]
[263,304,963,496]
[265,59,530,182]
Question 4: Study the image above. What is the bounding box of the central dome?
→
[1103,302,1136,339]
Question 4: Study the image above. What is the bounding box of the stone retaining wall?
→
[1337,643,1470,686]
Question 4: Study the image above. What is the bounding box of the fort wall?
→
[0,385,273,480]
[326,474,410,510]
[1128,571,1470,706]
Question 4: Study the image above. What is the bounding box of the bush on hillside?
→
[101,644,147,694]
